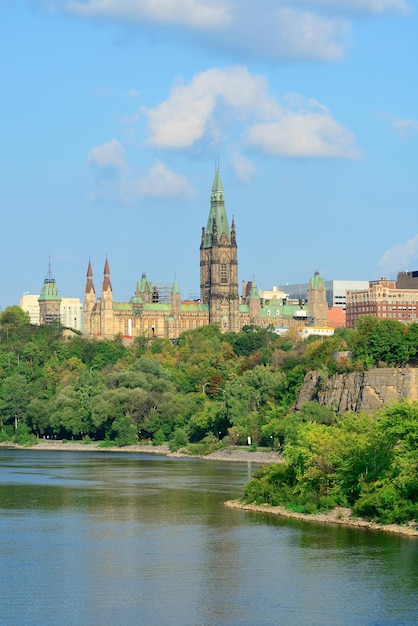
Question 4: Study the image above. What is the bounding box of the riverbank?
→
[224,500,418,537]
[1,440,282,464]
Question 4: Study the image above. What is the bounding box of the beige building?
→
[20,294,41,325]
[60,298,83,332]
[83,170,328,340]
[20,265,83,331]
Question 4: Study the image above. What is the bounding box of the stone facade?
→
[83,170,328,340]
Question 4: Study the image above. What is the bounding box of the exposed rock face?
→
[296,368,418,413]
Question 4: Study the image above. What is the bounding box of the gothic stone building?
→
[83,170,327,340]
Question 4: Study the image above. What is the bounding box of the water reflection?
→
[0,449,416,626]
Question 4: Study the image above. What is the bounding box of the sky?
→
[1,0,417,308]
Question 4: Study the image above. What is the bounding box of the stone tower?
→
[307,271,328,326]
[248,279,261,324]
[100,257,114,337]
[83,260,96,335]
[200,168,239,332]
[38,259,62,325]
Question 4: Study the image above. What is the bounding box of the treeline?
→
[1,305,418,457]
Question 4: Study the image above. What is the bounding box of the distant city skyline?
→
[1,2,417,310]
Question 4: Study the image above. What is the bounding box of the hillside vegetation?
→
[1,307,417,524]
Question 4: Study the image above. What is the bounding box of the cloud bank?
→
[59,0,411,61]
[86,145,195,203]
[144,66,360,159]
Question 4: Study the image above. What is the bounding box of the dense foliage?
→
[0,311,312,448]
[244,402,418,525]
[1,309,417,524]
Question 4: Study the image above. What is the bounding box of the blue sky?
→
[1,0,417,308]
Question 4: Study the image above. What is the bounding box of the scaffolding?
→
[151,283,172,304]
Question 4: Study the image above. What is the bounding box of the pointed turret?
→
[83,259,96,335]
[100,256,114,337]
[203,167,231,249]
[171,277,181,314]
[85,259,95,295]
[102,257,112,293]
[38,258,62,325]
[171,277,180,296]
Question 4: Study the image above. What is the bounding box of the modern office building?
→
[20,293,83,331]
[277,280,369,310]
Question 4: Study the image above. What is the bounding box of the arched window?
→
[220,263,228,283]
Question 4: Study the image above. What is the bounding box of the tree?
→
[0,373,32,431]
[0,306,30,327]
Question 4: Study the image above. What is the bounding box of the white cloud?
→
[135,161,196,198]
[378,235,418,276]
[145,67,275,149]
[225,6,348,61]
[61,0,412,61]
[144,66,360,159]
[393,118,418,140]
[87,139,126,169]
[60,0,348,61]
[244,101,360,159]
[302,0,411,14]
[230,148,256,182]
[66,0,230,29]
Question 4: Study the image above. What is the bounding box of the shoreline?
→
[224,500,418,538]
[1,440,282,464]
[3,441,416,537]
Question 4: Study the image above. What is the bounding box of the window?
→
[220,263,227,284]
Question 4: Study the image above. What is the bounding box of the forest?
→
[0,305,417,524]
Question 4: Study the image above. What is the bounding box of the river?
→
[0,449,417,626]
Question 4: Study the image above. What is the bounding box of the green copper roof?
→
[130,296,143,305]
[310,271,325,290]
[143,303,172,312]
[203,169,231,248]
[137,273,152,293]
[39,278,61,301]
[39,260,61,301]
[171,278,180,295]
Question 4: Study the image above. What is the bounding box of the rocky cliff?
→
[296,368,418,413]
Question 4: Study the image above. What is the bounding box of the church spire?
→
[203,167,231,248]
[102,257,112,292]
[85,259,95,294]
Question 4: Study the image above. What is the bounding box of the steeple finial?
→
[85,259,95,294]
[102,256,112,292]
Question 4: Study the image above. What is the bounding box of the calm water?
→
[0,450,417,626]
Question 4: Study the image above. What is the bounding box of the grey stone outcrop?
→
[296,368,418,413]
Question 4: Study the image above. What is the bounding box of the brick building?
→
[346,277,418,329]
